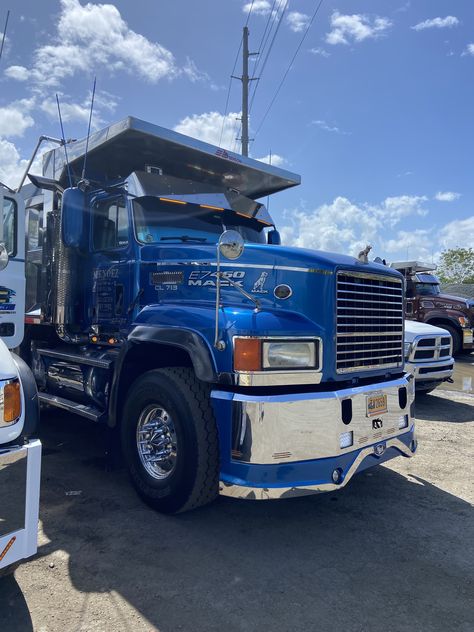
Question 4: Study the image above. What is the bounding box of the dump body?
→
[19,117,415,510]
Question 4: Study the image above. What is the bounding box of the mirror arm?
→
[218,274,261,310]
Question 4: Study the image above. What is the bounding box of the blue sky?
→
[0,0,473,262]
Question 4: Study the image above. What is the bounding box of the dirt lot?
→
[1,368,473,632]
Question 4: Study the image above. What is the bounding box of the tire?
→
[438,323,462,356]
[121,368,219,514]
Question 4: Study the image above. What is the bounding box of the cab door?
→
[0,191,25,348]
[87,195,133,335]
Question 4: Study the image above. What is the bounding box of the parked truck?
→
[391,261,473,355]
[0,184,41,575]
[16,116,416,513]
[404,320,454,394]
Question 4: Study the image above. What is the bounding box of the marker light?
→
[234,338,262,371]
[398,415,409,429]
[3,380,21,423]
[199,204,224,211]
[159,197,187,205]
[339,431,353,449]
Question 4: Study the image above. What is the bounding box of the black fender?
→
[11,353,40,440]
[107,326,218,428]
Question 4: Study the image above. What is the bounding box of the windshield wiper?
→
[160,235,207,243]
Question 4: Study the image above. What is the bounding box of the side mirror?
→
[218,230,244,260]
[267,229,281,245]
[61,187,87,250]
[0,242,9,271]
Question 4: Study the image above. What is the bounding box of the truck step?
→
[38,393,104,422]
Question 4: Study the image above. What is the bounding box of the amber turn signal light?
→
[234,338,262,371]
[4,380,21,423]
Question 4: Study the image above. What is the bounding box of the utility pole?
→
[233,26,257,156]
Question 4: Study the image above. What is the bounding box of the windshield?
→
[416,283,440,296]
[133,197,266,245]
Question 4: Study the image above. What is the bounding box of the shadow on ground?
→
[1,409,473,632]
[415,392,474,423]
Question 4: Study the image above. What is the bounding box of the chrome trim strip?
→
[38,393,102,421]
[153,261,333,274]
[219,436,415,500]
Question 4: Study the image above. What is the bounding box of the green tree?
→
[437,247,474,283]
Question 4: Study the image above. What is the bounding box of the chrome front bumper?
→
[405,359,454,382]
[212,374,415,499]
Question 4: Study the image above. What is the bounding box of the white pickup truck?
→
[0,185,41,575]
[404,320,454,394]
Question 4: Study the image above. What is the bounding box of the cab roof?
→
[43,116,300,200]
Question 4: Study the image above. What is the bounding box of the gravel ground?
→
[0,386,472,632]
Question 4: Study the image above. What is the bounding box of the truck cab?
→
[391,261,473,355]
[0,185,41,575]
[19,117,416,513]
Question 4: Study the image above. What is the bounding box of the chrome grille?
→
[336,271,404,373]
[409,335,452,362]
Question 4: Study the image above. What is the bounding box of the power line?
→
[233,1,288,153]
[0,9,10,63]
[218,0,255,148]
[249,0,288,113]
[252,0,325,143]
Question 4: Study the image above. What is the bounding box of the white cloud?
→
[326,11,392,46]
[311,119,348,134]
[464,43,474,56]
[0,102,35,137]
[287,12,310,33]
[0,137,60,189]
[279,195,429,258]
[439,217,474,249]
[384,229,432,257]
[255,153,286,167]
[412,16,459,31]
[173,111,241,150]
[309,47,330,58]
[6,0,182,89]
[243,1,272,17]
[4,65,29,81]
[434,191,461,202]
[39,90,118,127]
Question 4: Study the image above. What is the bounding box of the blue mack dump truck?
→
[19,117,416,513]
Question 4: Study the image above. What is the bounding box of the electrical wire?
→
[218,0,255,148]
[252,0,325,143]
[0,10,10,63]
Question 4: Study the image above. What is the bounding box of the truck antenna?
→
[81,76,96,181]
[0,10,10,63]
[56,94,73,188]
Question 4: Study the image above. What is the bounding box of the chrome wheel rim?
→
[136,405,178,480]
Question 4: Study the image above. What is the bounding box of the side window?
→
[93,199,128,250]
[2,197,17,256]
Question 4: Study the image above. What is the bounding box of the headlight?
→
[233,338,320,371]
[404,342,412,359]
[263,341,316,369]
[0,378,21,426]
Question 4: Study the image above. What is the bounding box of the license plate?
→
[366,393,388,417]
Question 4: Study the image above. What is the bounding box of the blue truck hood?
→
[135,243,403,380]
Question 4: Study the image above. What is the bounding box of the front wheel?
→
[121,368,219,514]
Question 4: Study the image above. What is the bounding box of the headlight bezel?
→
[233,336,322,373]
